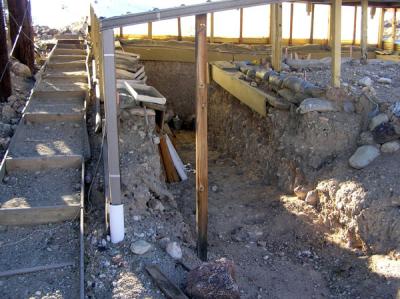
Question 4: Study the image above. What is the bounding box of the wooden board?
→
[5,155,82,172]
[0,205,80,225]
[211,62,267,117]
[159,135,179,183]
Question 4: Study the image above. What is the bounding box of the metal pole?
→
[195,14,208,262]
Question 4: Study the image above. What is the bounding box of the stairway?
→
[0,34,89,298]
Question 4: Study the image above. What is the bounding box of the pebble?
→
[358,76,372,87]
[130,240,152,255]
[133,215,142,221]
[377,77,392,84]
[166,241,182,260]
[305,190,318,207]
[369,113,389,131]
[35,291,41,296]
[349,145,380,169]
[101,239,107,246]
[381,140,400,153]
[106,235,111,242]
[211,185,218,192]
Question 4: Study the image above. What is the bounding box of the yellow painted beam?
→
[211,62,267,116]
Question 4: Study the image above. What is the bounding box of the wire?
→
[0,0,31,83]
[8,11,35,46]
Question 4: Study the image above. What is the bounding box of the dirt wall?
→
[208,83,362,192]
[142,61,196,121]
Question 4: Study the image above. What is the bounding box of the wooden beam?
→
[177,17,182,41]
[210,12,215,43]
[331,0,342,87]
[239,8,244,43]
[148,22,153,39]
[195,14,208,262]
[7,0,35,73]
[360,0,368,63]
[309,4,315,44]
[289,3,294,46]
[352,6,358,45]
[146,265,189,299]
[270,3,282,71]
[377,8,385,48]
[119,27,123,38]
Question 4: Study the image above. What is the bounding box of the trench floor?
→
[170,130,400,299]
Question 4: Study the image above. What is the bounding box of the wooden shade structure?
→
[90,0,400,260]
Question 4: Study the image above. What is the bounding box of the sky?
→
[30,0,386,43]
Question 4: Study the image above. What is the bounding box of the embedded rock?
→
[349,145,380,169]
[166,241,182,260]
[297,98,339,114]
[381,140,400,153]
[130,240,152,255]
[369,113,389,131]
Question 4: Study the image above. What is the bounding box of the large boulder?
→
[0,122,12,138]
[186,258,240,299]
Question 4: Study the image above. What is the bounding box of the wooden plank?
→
[0,262,75,278]
[145,265,188,299]
[5,155,82,172]
[195,14,208,262]
[211,63,267,117]
[270,3,282,71]
[24,112,84,123]
[353,6,358,45]
[331,0,342,88]
[159,135,179,183]
[165,135,188,181]
[0,205,80,225]
[361,0,368,63]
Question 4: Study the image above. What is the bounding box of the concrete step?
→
[7,119,88,160]
[53,48,86,56]
[50,54,86,63]
[47,61,86,71]
[0,166,82,225]
[56,43,85,50]
[0,221,80,298]
[35,80,88,93]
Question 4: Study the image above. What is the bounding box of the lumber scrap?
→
[145,265,188,299]
[0,262,75,278]
[159,135,179,183]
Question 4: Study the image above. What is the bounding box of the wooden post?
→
[309,4,315,44]
[270,3,282,71]
[352,6,358,45]
[0,0,11,101]
[177,17,182,41]
[195,14,208,262]
[148,22,153,39]
[7,0,35,73]
[377,8,385,48]
[239,8,244,43]
[119,26,123,38]
[327,4,331,46]
[360,0,368,63]
[210,12,215,43]
[331,0,342,88]
[289,3,294,46]
[392,8,397,51]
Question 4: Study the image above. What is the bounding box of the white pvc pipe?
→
[109,204,125,243]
